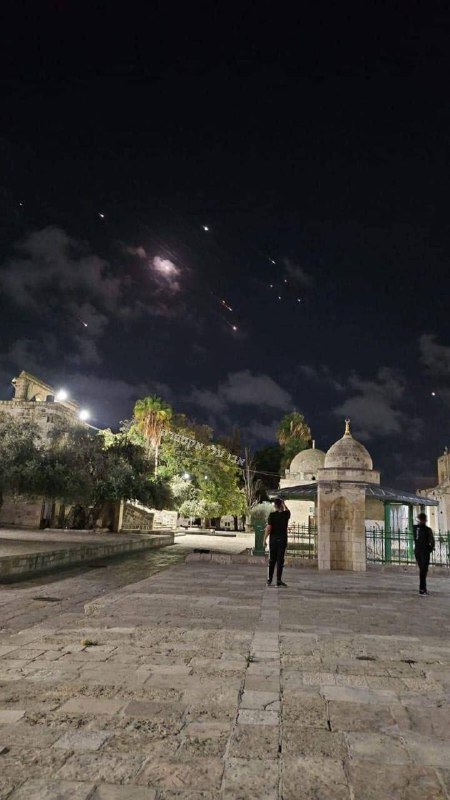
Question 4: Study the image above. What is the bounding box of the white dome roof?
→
[324,420,373,470]
[289,446,325,474]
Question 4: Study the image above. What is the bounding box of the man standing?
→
[263,497,290,587]
[413,512,435,596]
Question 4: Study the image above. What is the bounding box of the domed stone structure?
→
[317,419,380,573]
[286,443,326,481]
[324,419,373,471]
[279,442,324,527]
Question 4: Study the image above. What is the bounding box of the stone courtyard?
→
[0,552,449,799]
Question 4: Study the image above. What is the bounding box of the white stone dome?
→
[324,420,373,470]
[289,446,325,475]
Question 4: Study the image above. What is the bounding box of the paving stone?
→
[244,676,280,692]
[400,731,450,768]
[328,701,398,732]
[402,705,450,739]
[8,779,95,799]
[283,756,349,800]
[240,690,280,710]
[0,709,25,723]
[54,730,111,752]
[321,685,398,705]
[58,698,124,715]
[222,757,278,799]
[229,724,280,759]
[122,700,185,720]
[283,725,347,758]
[92,785,157,799]
[349,763,447,799]
[282,691,328,728]
[347,733,410,765]
[183,720,230,738]
[136,757,224,791]
[237,709,279,726]
[57,752,146,783]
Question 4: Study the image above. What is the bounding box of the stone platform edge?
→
[0,532,174,582]
[185,552,450,575]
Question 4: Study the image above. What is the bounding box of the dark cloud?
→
[0,227,121,310]
[283,258,313,287]
[333,367,412,441]
[419,333,450,375]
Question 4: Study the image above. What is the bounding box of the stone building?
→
[0,370,83,443]
[418,448,450,532]
[0,371,87,529]
[279,442,325,527]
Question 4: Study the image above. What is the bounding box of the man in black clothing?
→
[263,497,291,587]
[413,512,435,596]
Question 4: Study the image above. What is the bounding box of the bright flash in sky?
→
[153,256,179,277]
[232,325,238,331]
[202,225,209,231]
[431,391,436,396]
[98,212,105,219]
[79,409,90,421]
[270,259,276,264]
[56,389,68,401]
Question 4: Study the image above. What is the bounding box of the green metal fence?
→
[365,526,450,567]
[285,524,450,567]
[286,523,318,559]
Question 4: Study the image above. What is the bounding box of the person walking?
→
[413,512,435,596]
[263,497,290,587]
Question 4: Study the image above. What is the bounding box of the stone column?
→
[317,480,367,571]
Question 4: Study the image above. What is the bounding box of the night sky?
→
[1,4,450,488]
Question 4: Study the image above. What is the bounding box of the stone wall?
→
[317,482,367,571]
[0,494,43,529]
[121,502,154,532]
[151,509,178,529]
[0,400,83,444]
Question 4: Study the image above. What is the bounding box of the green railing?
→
[365,526,450,567]
[285,524,450,567]
[286,523,318,559]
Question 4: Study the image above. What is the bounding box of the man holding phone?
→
[263,497,291,587]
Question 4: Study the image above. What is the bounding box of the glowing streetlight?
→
[55,389,68,402]
[79,409,90,421]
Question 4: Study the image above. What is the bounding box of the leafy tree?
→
[132,395,173,475]
[42,427,172,521]
[242,447,268,523]
[277,411,311,470]
[0,416,43,509]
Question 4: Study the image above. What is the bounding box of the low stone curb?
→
[0,533,174,582]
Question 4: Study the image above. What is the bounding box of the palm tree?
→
[277,411,311,447]
[132,396,173,476]
[277,411,312,470]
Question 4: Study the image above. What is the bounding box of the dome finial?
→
[344,418,351,436]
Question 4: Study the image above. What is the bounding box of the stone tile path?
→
[0,558,449,798]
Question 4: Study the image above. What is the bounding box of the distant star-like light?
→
[431,392,436,396]
[202,225,209,231]
[232,325,238,331]
[98,212,105,219]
